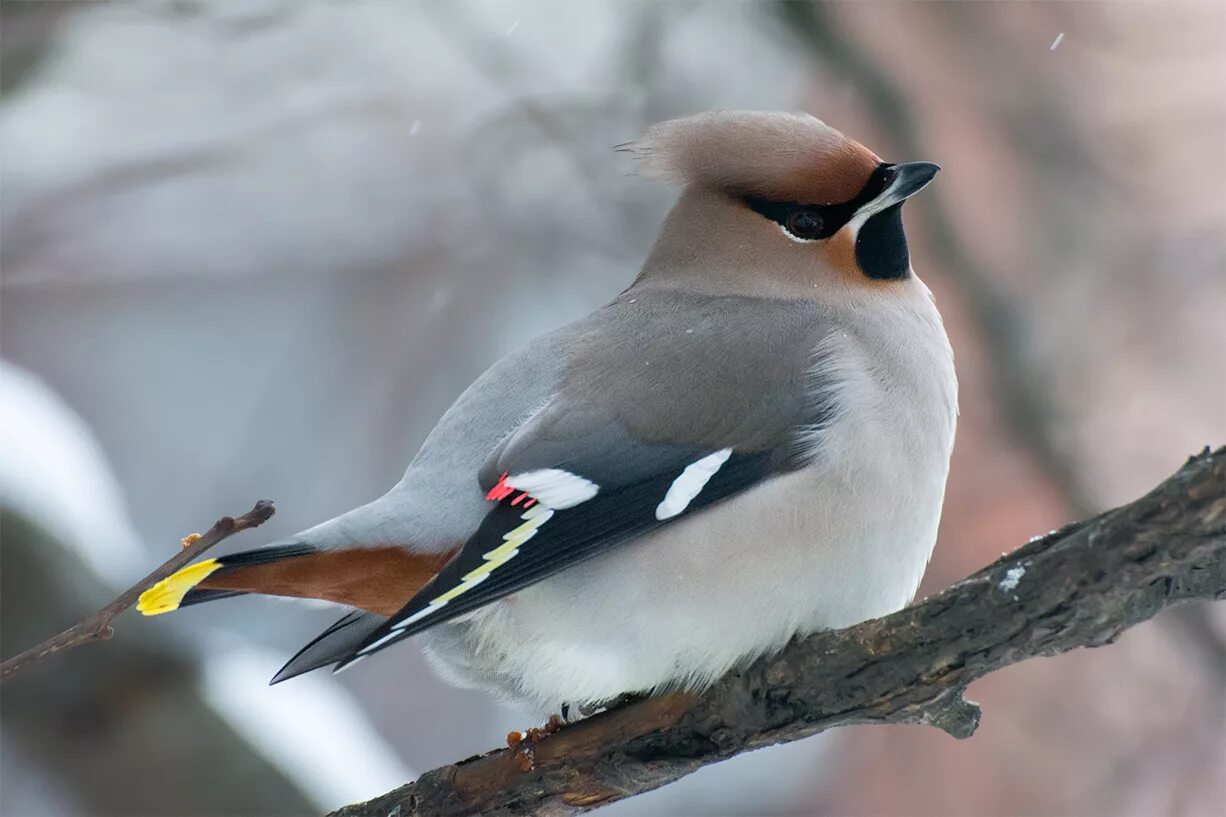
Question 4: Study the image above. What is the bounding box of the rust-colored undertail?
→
[197,547,454,616]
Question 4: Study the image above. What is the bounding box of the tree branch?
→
[0,500,275,682]
[330,447,1225,817]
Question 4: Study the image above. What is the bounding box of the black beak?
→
[887,161,941,201]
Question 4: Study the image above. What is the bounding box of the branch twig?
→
[0,500,275,682]
[330,447,1225,817]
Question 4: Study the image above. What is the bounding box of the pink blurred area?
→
[2,2,1222,816]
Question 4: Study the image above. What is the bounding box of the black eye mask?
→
[739,163,911,280]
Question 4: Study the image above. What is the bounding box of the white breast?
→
[421,289,957,709]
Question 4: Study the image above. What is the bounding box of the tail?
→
[138,542,455,682]
[136,542,318,614]
[269,610,387,684]
[137,543,453,618]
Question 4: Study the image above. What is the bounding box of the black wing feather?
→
[339,450,774,667]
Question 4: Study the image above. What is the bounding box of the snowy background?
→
[2,2,1224,815]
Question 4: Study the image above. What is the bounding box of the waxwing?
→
[139,111,957,710]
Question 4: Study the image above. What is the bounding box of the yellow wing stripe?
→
[136,559,223,615]
[426,508,554,607]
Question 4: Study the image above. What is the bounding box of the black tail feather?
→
[270,610,387,685]
[179,588,248,607]
[217,542,317,568]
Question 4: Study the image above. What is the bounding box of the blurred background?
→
[2,2,1224,815]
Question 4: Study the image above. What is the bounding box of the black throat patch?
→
[855,203,910,280]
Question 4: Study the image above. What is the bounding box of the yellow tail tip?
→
[137,559,223,615]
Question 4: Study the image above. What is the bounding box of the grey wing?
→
[342,290,844,663]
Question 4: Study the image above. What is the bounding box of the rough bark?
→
[330,446,1226,817]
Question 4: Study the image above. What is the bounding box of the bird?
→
[138,110,957,712]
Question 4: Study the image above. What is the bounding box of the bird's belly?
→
[420,450,947,710]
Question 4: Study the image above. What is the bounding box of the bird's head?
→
[628,111,939,299]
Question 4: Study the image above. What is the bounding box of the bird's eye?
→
[784,209,823,240]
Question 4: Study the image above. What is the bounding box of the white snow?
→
[998,566,1026,593]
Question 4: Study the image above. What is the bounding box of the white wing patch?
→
[655,448,733,520]
[506,468,598,509]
